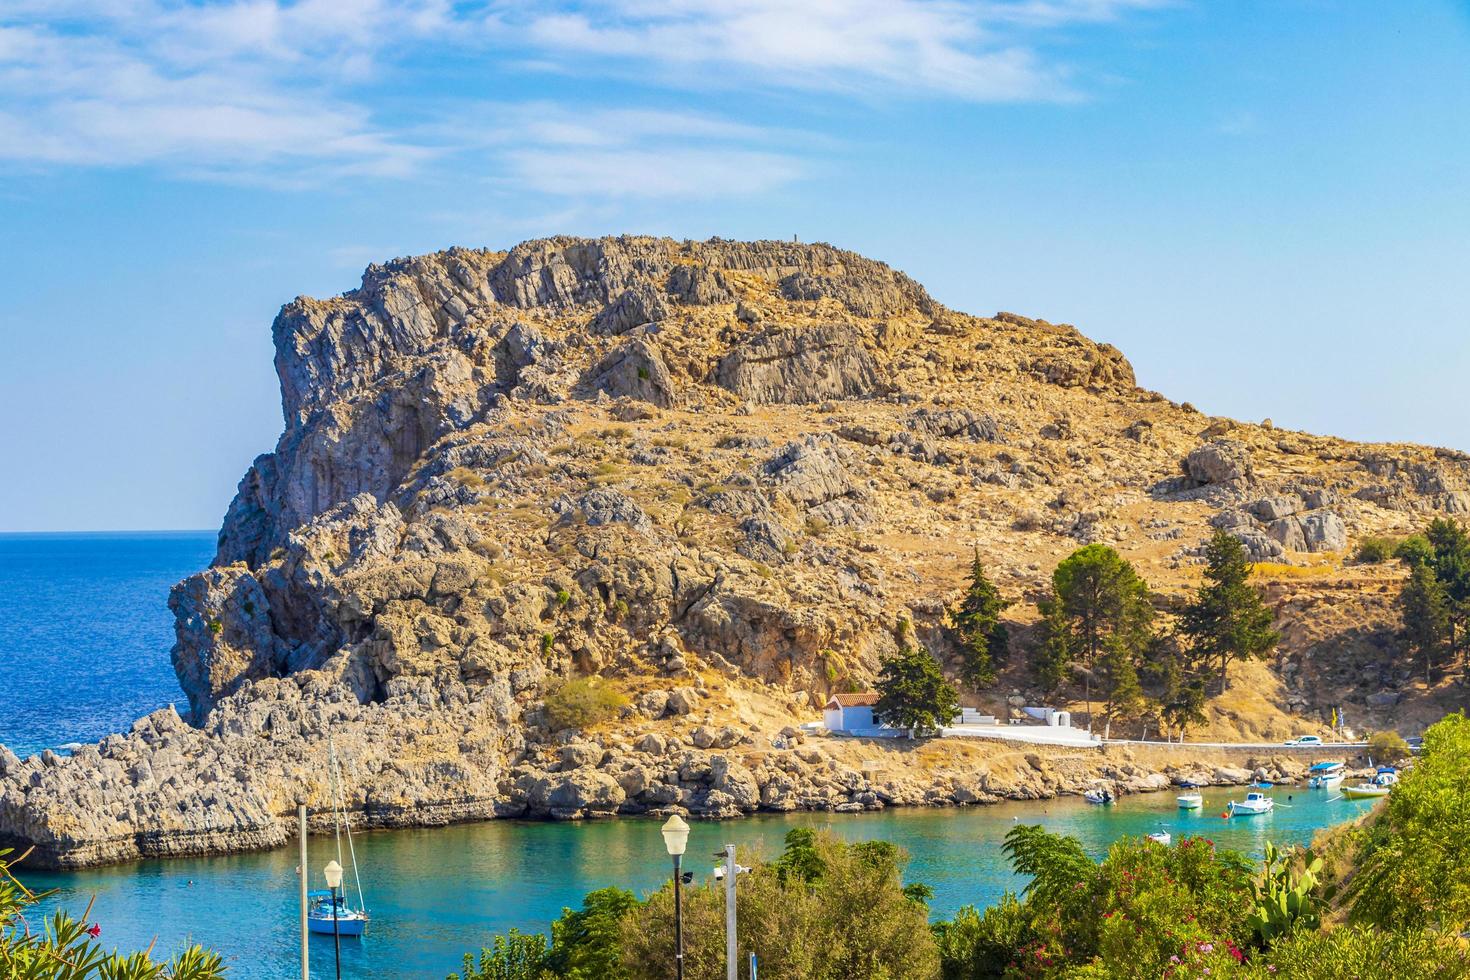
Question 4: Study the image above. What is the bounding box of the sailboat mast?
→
[328,735,367,913]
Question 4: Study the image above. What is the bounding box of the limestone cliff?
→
[3,235,1465,869]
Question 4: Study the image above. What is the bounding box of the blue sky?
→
[1,0,1467,532]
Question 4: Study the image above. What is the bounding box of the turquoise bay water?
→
[25,791,1377,980]
[0,531,215,757]
[1,534,1379,978]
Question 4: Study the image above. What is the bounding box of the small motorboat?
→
[1146,830,1172,846]
[308,891,369,937]
[1340,782,1391,799]
[1307,761,1345,789]
[1177,792,1203,809]
[1083,788,1115,805]
[1374,767,1399,786]
[1227,791,1274,816]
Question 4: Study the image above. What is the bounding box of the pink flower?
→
[86,924,101,938]
[1198,942,1214,953]
[1170,955,1181,964]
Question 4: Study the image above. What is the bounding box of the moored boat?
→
[308,891,368,936]
[1308,761,1345,789]
[1227,791,1274,816]
[1340,782,1391,799]
[1177,793,1203,809]
[304,738,371,938]
[1146,830,1172,846]
[1084,788,1115,805]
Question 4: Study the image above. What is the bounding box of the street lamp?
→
[661,814,690,980]
[323,859,344,980]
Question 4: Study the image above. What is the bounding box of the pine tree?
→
[1098,642,1143,738]
[1424,517,1470,657]
[1038,544,1154,731]
[1034,596,1073,694]
[874,620,959,736]
[1400,561,1451,685]
[1179,530,1280,694]
[949,549,1012,690]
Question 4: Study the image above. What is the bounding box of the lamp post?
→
[323,859,344,980]
[661,814,690,980]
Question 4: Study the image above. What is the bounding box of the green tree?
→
[544,888,637,979]
[874,621,959,736]
[1098,644,1144,737]
[1163,677,1209,742]
[1179,531,1280,694]
[1350,712,1470,934]
[451,931,551,980]
[1399,561,1451,684]
[0,851,226,980]
[1039,544,1155,730]
[1424,518,1470,657]
[619,832,940,979]
[948,550,1011,690]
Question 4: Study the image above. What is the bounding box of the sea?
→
[0,532,1381,979]
[0,531,215,758]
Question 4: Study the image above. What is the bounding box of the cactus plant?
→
[1247,841,1325,947]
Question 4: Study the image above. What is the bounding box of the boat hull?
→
[1177,795,1203,809]
[308,914,367,937]
[1340,785,1390,799]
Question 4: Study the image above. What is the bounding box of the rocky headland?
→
[2,236,1463,869]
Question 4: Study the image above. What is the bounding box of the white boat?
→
[1307,761,1345,788]
[1083,788,1115,805]
[1373,767,1399,786]
[1146,831,1172,846]
[1176,793,1203,809]
[306,739,371,938]
[1227,791,1274,816]
[1340,782,1391,799]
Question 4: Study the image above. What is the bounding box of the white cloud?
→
[444,102,808,199]
[502,0,1168,102]
[0,0,1167,186]
[0,2,443,181]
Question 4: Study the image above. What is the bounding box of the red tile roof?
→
[826,692,879,708]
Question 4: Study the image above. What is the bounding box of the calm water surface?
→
[25,791,1377,980]
[0,531,214,757]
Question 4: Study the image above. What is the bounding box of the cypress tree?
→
[1400,561,1451,685]
[949,549,1012,690]
[1179,530,1279,694]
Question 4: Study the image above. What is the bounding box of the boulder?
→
[715,325,889,405]
[584,338,674,407]
[1183,440,1254,487]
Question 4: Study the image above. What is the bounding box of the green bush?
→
[1367,729,1411,764]
[1354,536,1398,563]
[619,830,939,980]
[1244,924,1470,979]
[542,677,627,732]
[1394,533,1434,565]
[1351,713,1470,934]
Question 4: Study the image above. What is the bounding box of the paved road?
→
[939,724,1368,752]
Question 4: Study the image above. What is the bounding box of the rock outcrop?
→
[3,234,1465,869]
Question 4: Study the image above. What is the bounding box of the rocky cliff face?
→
[4,235,1466,868]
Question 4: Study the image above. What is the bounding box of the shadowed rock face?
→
[5,234,1468,869]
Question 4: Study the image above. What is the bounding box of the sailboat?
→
[308,739,370,938]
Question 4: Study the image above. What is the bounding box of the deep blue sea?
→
[0,531,214,757]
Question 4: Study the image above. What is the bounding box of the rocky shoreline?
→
[0,668,1346,871]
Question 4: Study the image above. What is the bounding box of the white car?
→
[1284,735,1323,746]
